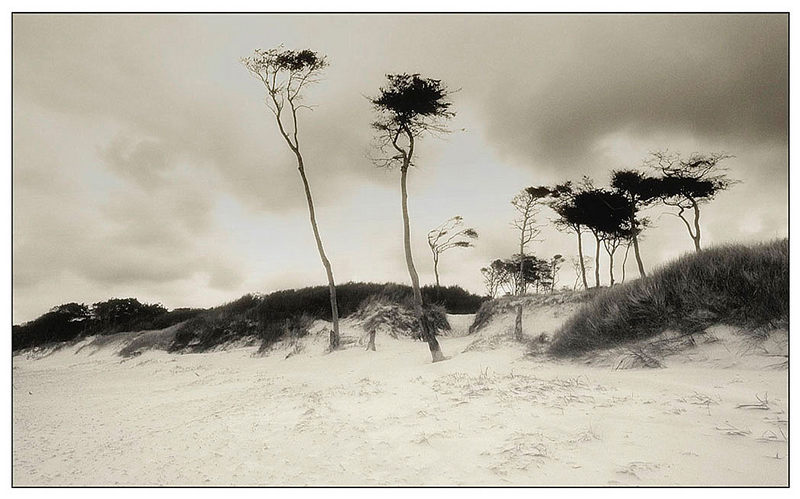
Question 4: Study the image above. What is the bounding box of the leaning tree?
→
[648,151,737,252]
[371,73,455,363]
[242,47,343,350]
[427,216,478,289]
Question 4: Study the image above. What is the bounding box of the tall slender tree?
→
[510,187,548,341]
[371,73,454,363]
[242,47,342,350]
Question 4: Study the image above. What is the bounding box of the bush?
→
[14,282,483,353]
[353,296,450,339]
[169,282,476,352]
[549,239,789,356]
[12,303,90,350]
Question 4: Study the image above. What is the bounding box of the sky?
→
[12,14,788,323]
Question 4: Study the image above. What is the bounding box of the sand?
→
[12,315,788,486]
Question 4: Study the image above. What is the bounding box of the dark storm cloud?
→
[475,15,787,173]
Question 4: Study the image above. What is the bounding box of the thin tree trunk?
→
[267,90,340,351]
[433,255,440,288]
[608,249,615,287]
[514,225,526,341]
[576,228,588,290]
[366,330,376,351]
[401,165,445,362]
[296,155,340,350]
[621,241,631,284]
[692,200,702,252]
[632,231,646,277]
[594,233,601,288]
[514,305,523,342]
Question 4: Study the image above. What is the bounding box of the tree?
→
[601,224,632,287]
[570,256,592,290]
[480,261,505,298]
[648,151,738,252]
[371,73,455,363]
[427,216,478,288]
[610,170,662,277]
[572,188,632,288]
[90,298,167,332]
[242,47,342,350]
[548,254,566,293]
[546,181,591,290]
[510,186,549,340]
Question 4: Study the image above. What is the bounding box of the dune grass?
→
[549,239,788,356]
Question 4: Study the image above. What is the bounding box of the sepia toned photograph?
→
[11,11,789,487]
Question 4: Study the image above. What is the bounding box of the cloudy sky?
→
[12,14,788,323]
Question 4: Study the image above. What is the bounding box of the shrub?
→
[549,239,789,356]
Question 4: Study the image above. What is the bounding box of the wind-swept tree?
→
[242,47,342,350]
[610,170,662,277]
[371,73,454,363]
[510,186,549,340]
[648,151,737,252]
[427,216,478,289]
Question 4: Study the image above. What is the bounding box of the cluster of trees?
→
[481,254,565,299]
[481,152,737,300]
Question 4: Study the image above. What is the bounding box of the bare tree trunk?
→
[514,304,523,342]
[632,232,646,277]
[676,203,702,253]
[401,165,445,362]
[621,241,631,284]
[433,254,440,288]
[296,155,340,350]
[692,200,702,252]
[608,249,615,287]
[366,330,376,351]
[594,233,601,288]
[576,228,588,290]
[514,226,526,341]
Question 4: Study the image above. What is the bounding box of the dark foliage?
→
[549,239,789,356]
[371,73,453,125]
[89,298,168,334]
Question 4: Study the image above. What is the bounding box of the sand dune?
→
[12,314,787,486]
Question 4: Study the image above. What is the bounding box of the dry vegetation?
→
[549,239,788,356]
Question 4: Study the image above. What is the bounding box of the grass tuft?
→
[549,239,788,356]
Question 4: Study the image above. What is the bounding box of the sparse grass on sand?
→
[549,239,788,356]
